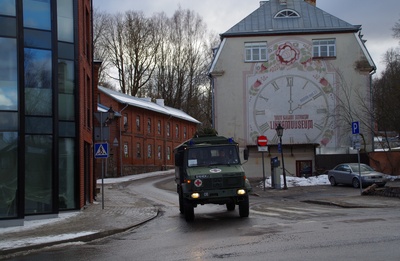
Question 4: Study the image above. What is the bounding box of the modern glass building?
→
[0,0,95,226]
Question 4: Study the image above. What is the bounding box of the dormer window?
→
[274,9,300,18]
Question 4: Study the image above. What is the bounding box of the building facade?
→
[95,87,200,178]
[0,0,96,226]
[209,0,376,178]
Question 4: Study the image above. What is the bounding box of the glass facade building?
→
[0,0,93,224]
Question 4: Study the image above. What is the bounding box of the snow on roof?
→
[98,86,201,124]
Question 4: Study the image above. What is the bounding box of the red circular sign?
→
[257,135,268,146]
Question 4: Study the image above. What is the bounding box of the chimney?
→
[305,0,316,6]
[156,99,165,107]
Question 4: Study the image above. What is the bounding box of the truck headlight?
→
[237,189,246,195]
[191,193,200,199]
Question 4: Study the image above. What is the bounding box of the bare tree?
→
[151,8,214,124]
[93,7,216,126]
[373,49,400,138]
[93,9,116,88]
[98,11,158,95]
[392,16,400,41]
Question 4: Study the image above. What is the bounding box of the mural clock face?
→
[252,74,331,144]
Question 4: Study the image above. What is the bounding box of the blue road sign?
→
[94,143,108,158]
[352,121,359,134]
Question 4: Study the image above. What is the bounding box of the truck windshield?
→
[187,146,239,167]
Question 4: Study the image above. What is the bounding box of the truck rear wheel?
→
[238,195,249,218]
[178,192,184,214]
[183,199,194,222]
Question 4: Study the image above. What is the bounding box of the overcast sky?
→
[93,0,400,77]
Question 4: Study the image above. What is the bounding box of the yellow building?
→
[209,0,375,178]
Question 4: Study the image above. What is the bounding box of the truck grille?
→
[201,176,243,189]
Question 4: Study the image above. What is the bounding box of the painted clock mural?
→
[247,38,336,147]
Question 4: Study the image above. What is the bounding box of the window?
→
[0,132,18,218]
[166,122,170,137]
[175,124,179,138]
[0,0,16,16]
[157,145,162,160]
[136,142,141,158]
[25,134,53,214]
[123,114,128,128]
[136,115,140,131]
[313,39,336,57]
[275,9,300,18]
[147,144,152,158]
[245,42,268,62]
[57,0,74,43]
[0,37,18,111]
[23,0,51,30]
[167,146,171,160]
[124,142,128,157]
[183,126,187,139]
[24,48,52,116]
[157,120,161,135]
[147,118,151,133]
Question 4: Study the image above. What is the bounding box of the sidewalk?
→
[1,172,400,259]
[0,171,173,259]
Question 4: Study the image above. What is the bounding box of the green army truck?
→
[174,135,252,221]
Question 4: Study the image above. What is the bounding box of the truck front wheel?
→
[183,199,194,222]
[226,202,235,211]
[238,195,249,218]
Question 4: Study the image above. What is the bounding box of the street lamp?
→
[276,123,288,189]
[106,106,115,124]
[96,106,117,209]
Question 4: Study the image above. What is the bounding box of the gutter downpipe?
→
[370,68,376,152]
[119,103,129,176]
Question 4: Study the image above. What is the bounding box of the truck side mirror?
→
[243,148,249,160]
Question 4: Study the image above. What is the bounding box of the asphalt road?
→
[6,174,400,261]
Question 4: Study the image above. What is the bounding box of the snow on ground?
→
[0,170,175,251]
[260,174,330,188]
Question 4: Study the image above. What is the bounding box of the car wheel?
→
[238,196,249,218]
[352,178,360,188]
[329,176,337,186]
[226,202,235,211]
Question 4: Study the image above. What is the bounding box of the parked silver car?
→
[328,163,387,188]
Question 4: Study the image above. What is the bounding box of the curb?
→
[0,208,160,259]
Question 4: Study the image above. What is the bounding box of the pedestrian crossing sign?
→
[94,143,108,158]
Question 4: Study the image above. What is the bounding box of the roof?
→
[98,86,201,124]
[174,136,238,151]
[222,0,361,37]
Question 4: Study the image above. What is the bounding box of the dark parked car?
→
[328,163,387,188]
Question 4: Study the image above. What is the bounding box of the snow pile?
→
[261,174,330,188]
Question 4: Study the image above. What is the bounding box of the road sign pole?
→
[352,122,362,195]
[262,152,266,191]
[257,136,268,191]
[101,112,105,210]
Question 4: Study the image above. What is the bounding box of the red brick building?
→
[95,86,200,178]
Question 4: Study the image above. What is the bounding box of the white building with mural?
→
[209,0,376,178]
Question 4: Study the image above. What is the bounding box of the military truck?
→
[174,135,252,221]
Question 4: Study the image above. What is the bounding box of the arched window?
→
[274,9,300,18]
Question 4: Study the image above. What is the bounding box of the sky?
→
[93,0,400,77]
